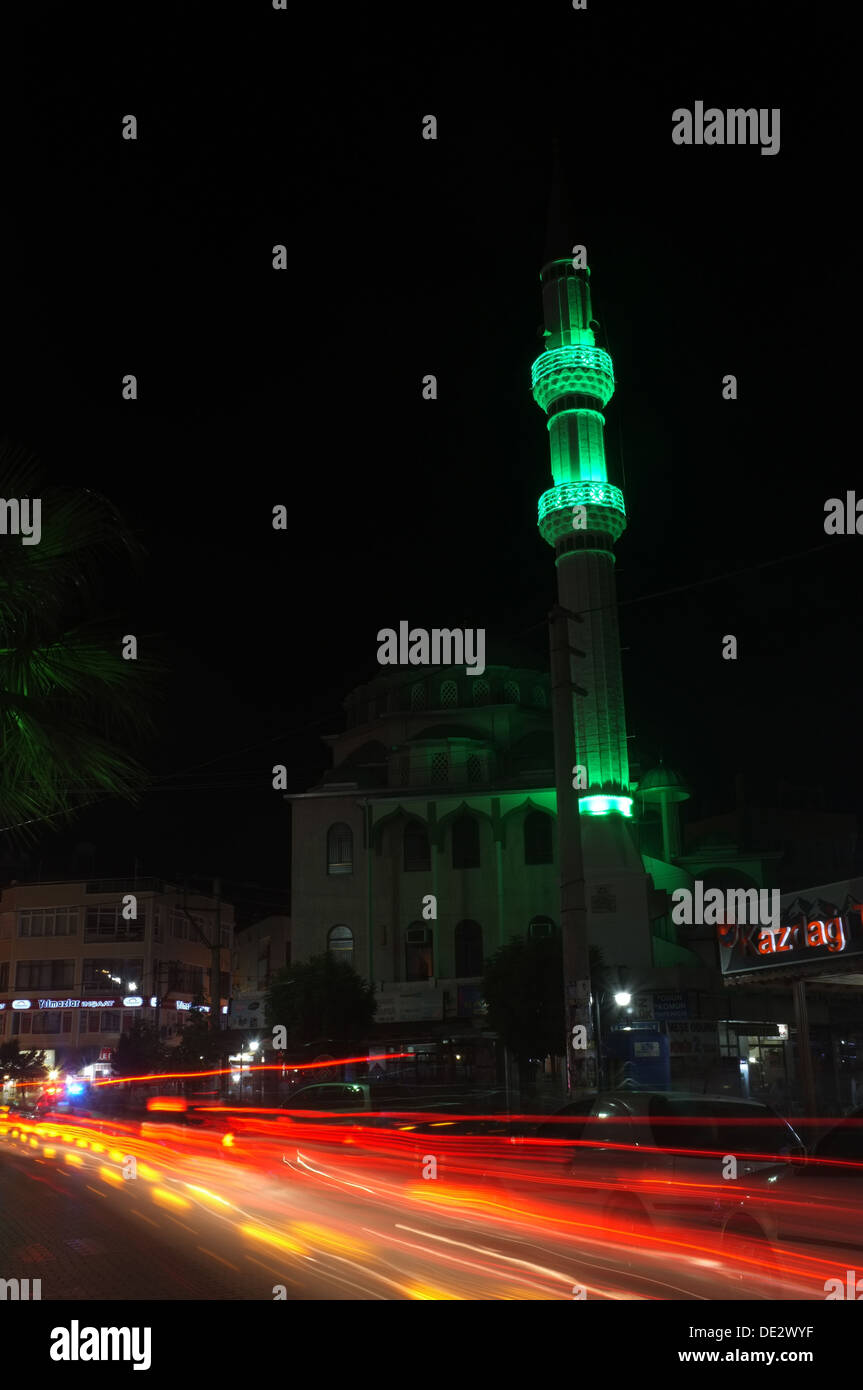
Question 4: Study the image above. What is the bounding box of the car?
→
[284,1081,417,1116]
[519,1091,806,1256]
[718,1104,863,1290]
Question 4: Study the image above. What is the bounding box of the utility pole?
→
[549,603,596,1095]
[180,877,227,1099]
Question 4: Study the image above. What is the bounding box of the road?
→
[0,1111,839,1301]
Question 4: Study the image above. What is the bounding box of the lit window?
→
[328,924,354,969]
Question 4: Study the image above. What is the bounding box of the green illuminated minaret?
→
[532,257,632,816]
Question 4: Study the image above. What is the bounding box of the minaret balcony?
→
[531,345,615,412]
[537,481,627,547]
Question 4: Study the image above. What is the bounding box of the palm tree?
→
[0,441,160,842]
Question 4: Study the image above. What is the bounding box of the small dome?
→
[637,765,690,803]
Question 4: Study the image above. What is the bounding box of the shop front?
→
[718,877,863,1114]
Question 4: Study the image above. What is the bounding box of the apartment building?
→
[0,877,234,1068]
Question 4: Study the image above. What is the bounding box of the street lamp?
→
[594,990,634,1089]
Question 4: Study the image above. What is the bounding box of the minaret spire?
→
[532,243,631,812]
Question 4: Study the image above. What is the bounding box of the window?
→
[162,963,203,995]
[466,754,482,784]
[15,959,75,990]
[454,920,483,977]
[452,814,480,870]
[327,823,353,875]
[256,944,271,988]
[83,959,144,992]
[532,685,547,708]
[85,905,144,943]
[410,682,427,710]
[440,680,458,708]
[170,911,204,942]
[405,924,433,981]
[0,962,8,991]
[503,680,519,704]
[472,679,490,706]
[529,916,556,939]
[430,752,448,785]
[13,1011,74,1036]
[328,924,354,968]
[18,908,78,938]
[403,820,431,872]
[524,811,554,865]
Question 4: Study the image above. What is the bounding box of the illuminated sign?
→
[720,896,863,975]
[11,1000,31,1010]
[35,998,117,1009]
[122,997,143,1008]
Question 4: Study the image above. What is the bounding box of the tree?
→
[266,954,376,1048]
[482,934,608,1084]
[112,1021,168,1078]
[0,442,160,841]
[171,1008,226,1070]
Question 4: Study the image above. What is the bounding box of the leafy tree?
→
[171,1006,226,1070]
[266,954,376,1047]
[111,1021,168,1078]
[0,442,160,841]
[482,934,608,1080]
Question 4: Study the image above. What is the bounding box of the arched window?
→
[403,819,431,872]
[440,680,458,708]
[452,814,480,870]
[524,811,553,865]
[532,685,547,708]
[327,924,354,967]
[472,679,490,705]
[529,915,556,939]
[503,680,519,703]
[466,754,482,784]
[430,752,448,785]
[411,682,427,710]
[455,920,483,977]
[405,922,433,981]
[326,822,353,875]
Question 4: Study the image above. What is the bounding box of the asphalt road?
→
[0,1115,827,1301]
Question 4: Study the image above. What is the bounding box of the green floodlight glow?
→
[538,480,626,524]
[531,345,615,412]
[579,795,633,818]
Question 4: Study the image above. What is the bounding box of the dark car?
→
[521,1091,806,1256]
[718,1105,863,1290]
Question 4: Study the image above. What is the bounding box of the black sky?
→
[0,1,857,915]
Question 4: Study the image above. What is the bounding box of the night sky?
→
[0,2,857,917]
